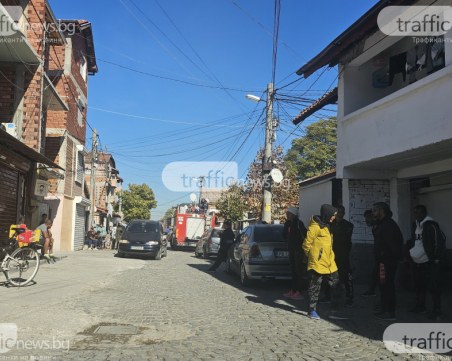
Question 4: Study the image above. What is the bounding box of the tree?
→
[285,117,337,180]
[121,184,157,222]
[161,207,176,222]
[216,183,248,222]
[244,146,299,222]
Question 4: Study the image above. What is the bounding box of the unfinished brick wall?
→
[21,67,41,151]
[64,137,74,195]
[0,65,15,123]
[44,135,62,193]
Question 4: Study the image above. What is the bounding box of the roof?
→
[298,170,336,186]
[0,129,64,170]
[292,87,338,125]
[296,0,415,78]
[200,189,225,205]
[60,20,98,74]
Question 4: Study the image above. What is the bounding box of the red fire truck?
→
[170,204,216,249]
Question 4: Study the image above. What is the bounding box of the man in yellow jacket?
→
[303,204,339,320]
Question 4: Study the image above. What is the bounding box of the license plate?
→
[276,251,288,257]
[131,246,144,250]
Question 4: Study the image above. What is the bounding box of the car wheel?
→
[240,261,251,287]
[154,249,162,260]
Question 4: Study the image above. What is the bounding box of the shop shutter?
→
[0,164,19,245]
[74,204,86,250]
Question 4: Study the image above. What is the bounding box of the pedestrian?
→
[36,219,53,262]
[329,205,354,307]
[303,204,339,320]
[39,213,47,226]
[361,209,378,297]
[282,207,307,300]
[372,202,404,320]
[406,205,446,320]
[207,220,235,272]
[86,227,98,250]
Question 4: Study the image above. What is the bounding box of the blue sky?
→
[50,0,377,220]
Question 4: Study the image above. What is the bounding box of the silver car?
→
[227,224,290,286]
[194,228,222,258]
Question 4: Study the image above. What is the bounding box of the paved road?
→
[0,249,435,360]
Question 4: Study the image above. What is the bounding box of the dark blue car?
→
[117,220,168,260]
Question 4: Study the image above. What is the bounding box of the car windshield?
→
[253,225,285,242]
[127,222,160,234]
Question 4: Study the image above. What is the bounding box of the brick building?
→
[0,1,98,251]
[0,0,68,244]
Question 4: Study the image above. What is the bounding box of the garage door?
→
[0,164,19,245]
[74,204,86,250]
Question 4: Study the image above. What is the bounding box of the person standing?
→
[372,202,404,321]
[303,204,339,320]
[330,205,354,307]
[361,209,378,297]
[207,221,235,272]
[283,207,307,300]
[406,205,445,320]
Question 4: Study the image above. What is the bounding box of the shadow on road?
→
[186,257,452,344]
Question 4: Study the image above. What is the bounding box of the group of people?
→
[284,202,446,321]
[85,226,112,250]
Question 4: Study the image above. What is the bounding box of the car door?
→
[232,227,250,267]
[239,227,252,263]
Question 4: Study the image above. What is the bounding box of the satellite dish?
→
[270,168,283,183]
[190,193,197,202]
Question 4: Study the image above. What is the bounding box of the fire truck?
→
[170,204,217,249]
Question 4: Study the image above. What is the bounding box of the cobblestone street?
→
[1,250,447,360]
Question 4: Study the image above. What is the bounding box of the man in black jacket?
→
[406,205,445,319]
[330,205,354,307]
[282,207,307,300]
[207,221,235,272]
[372,202,404,320]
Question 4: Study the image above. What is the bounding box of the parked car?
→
[194,227,222,258]
[227,224,290,286]
[117,220,167,260]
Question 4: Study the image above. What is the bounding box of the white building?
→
[294,0,452,256]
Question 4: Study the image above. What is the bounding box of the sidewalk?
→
[0,249,145,344]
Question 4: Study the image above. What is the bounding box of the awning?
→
[0,4,41,64]
[43,74,69,111]
[0,129,64,170]
[292,87,338,125]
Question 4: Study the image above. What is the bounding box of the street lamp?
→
[246,83,274,223]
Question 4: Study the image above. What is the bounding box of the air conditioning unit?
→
[4,123,18,138]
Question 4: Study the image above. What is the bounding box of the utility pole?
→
[89,128,97,228]
[262,83,274,223]
[198,176,205,207]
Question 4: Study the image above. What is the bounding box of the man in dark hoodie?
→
[283,207,307,300]
[302,204,339,320]
[406,205,445,320]
[330,205,354,307]
[372,202,404,320]
[207,220,235,272]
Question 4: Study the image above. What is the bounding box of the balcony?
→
[0,4,40,64]
[337,64,452,177]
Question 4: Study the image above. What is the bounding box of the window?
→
[77,97,86,127]
[76,151,84,184]
[80,54,87,81]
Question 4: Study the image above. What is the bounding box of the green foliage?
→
[121,184,157,222]
[285,117,337,180]
[216,184,248,222]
